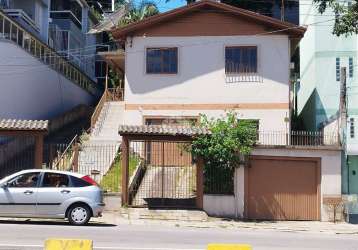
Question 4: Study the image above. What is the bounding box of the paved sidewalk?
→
[97,211,358,235]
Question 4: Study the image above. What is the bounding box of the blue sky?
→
[134,0,186,12]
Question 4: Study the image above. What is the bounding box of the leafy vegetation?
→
[118,1,159,27]
[189,112,257,194]
[100,154,140,193]
[314,0,358,36]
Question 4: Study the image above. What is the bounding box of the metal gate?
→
[128,140,197,208]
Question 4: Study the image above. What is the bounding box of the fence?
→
[128,140,197,208]
[257,131,340,147]
[0,136,35,178]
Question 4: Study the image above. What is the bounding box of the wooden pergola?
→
[118,125,209,210]
[0,119,48,168]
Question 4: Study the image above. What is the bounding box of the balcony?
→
[256,130,340,148]
[50,11,82,29]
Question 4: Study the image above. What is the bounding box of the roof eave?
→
[111,0,306,39]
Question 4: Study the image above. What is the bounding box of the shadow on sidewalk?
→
[0,219,116,227]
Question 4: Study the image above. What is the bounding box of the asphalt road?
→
[0,219,357,250]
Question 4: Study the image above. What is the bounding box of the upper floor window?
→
[146,48,178,74]
[336,57,340,81]
[349,57,354,78]
[225,46,257,74]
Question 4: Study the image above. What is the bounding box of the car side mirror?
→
[1,182,8,189]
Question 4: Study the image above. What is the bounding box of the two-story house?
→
[108,0,305,133]
[91,0,345,222]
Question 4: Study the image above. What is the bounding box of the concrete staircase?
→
[78,101,124,181]
[91,102,124,142]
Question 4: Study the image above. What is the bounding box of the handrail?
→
[107,87,124,101]
[91,89,108,131]
[53,134,78,170]
[0,9,99,96]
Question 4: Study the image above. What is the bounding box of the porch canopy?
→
[0,119,48,168]
[118,125,209,209]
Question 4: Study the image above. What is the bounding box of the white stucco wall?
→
[203,195,236,218]
[123,35,291,131]
[0,40,94,120]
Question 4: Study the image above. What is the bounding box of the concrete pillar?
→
[234,166,245,218]
[81,7,89,33]
[196,157,204,210]
[121,136,129,206]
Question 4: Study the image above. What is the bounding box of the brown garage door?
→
[246,156,321,221]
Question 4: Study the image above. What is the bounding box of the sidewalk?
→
[97,211,358,235]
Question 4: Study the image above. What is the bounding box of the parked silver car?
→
[0,169,105,225]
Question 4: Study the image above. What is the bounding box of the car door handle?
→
[60,190,71,194]
[24,190,33,195]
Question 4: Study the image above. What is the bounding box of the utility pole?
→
[339,67,347,147]
[112,0,115,12]
[281,0,285,21]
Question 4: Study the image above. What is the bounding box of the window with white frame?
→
[225,46,257,74]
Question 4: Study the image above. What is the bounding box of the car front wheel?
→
[68,204,91,225]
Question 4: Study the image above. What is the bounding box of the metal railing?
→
[257,131,340,147]
[0,9,99,96]
[91,89,108,131]
[52,135,78,171]
[50,11,82,29]
[107,87,124,102]
[2,9,39,32]
[90,87,124,131]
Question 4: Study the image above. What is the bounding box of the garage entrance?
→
[245,156,321,220]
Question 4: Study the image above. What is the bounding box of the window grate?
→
[336,57,340,81]
[349,57,354,78]
[350,118,355,139]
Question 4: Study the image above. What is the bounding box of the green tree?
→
[119,0,159,26]
[314,0,358,36]
[188,112,257,194]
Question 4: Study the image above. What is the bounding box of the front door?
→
[0,171,40,216]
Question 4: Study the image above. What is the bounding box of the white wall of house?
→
[123,35,291,131]
[0,40,93,120]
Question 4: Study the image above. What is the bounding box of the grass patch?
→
[100,154,139,193]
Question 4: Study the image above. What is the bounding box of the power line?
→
[0,17,335,75]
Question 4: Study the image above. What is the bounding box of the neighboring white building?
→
[298,0,358,195]
[0,0,105,120]
[107,0,305,134]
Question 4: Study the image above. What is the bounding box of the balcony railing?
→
[50,11,82,29]
[2,9,39,32]
[0,9,99,96]
[256,131,340,147]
